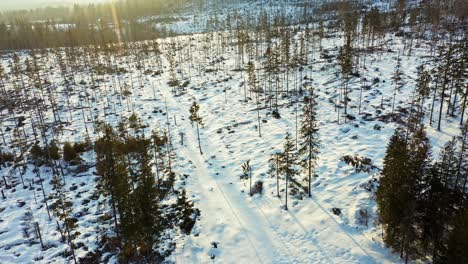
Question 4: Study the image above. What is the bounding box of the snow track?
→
[165,93,291,264]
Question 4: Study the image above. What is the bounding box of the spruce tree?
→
[63,142,78,163]
[440,208,468,264]
[418,163,445,258]
[189,101,204,155]
[298,92,319,197]
[402,126,431,262]
[50,173,78,263]
[133,136,161,256]
[415,65,431,113]
[242,159,252,195]
[279,132,299,210]
[176,190,198,235]
[376,130,410,257]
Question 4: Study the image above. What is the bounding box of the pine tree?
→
[50,173,78,263]
[95,123,132,243]
[189,101,204,155]
[338,36,353,119]
[268,152,281,198]
[167,41,179,88]
[391,54,403,113]
[176,190,198,235]
[457,124,467,199]
[298,91,319,197]
[415,65,431,120]
[402,126,431,262]
[376,130,410,258]
[278,132,299,210]
[248,61,262,137]
[242,159,253,195]
[63,142,79,163]
[439,208,468,264]
[437,44,454,131]
[133,135,161,256]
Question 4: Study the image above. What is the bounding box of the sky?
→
[0,0,110,11]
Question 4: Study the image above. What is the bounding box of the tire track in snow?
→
[258,196,334,264]
[207,83,374,263]
[196,99,334,263]
[205,127,332,264]
[260,94,379,263]
[162,92,290,264]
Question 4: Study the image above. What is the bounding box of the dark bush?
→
[30,144,43,161]
[0,151,14,165]
[63,142,78,162]
[251,181,263,195]
[332,207,341,216]
[73,139,93,153]
[47,141,61,160]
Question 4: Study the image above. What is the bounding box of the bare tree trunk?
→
[276,155,280,198]
[196,122,202,155]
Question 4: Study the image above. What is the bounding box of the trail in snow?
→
[163,89,292,264]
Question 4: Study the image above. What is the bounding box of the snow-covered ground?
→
[0,26,464,264]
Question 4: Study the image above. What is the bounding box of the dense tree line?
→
[0,0,194,50]
[0,0,466,51]
[377,123,467,263]
[94,117,198,262]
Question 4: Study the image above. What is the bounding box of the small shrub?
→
[73,139,93,153]
[120,243,137,263]
[47,141,61,160]
[251,181,263,195]
[0,151,14,165]
[357,208,369,227]
[30,144,43,161]
[332,207,341,216]
[63,142,78,162]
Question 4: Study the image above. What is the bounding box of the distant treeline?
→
[0,0,466,51]
[0,0,193,50]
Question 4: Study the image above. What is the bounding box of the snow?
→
[0,19,465,264]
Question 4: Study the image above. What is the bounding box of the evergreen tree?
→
[151,129,169,185]
[376,130,410,258]
[242,159,253,195]
[402,126,431,262]
[63,142,79,163]
[439,208,468,264]
[50,173,78,263]
[133,135,161,257]
[95,123,133,245]
[176,190,198,235]
[278,132,299,210]
[338,36,353,119]
[391,54,403,113]
[189,101,204,155]
[415,65,431,121]
[418,163,445,258]
[298,91,319,197]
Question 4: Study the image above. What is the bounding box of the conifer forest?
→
[0,0,466,263]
